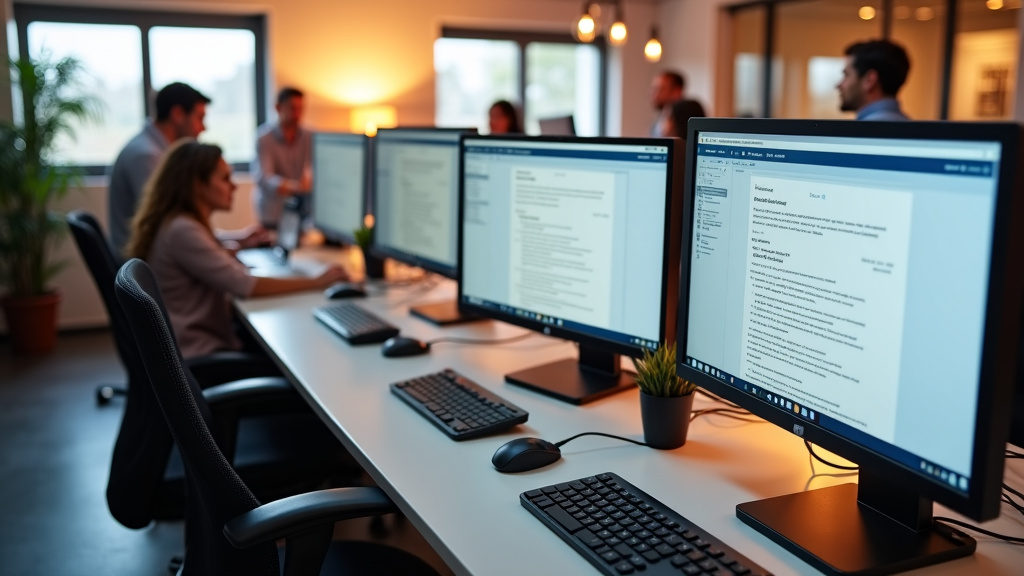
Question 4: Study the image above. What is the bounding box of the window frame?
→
[440,26,608,136]
[13,3,267,174]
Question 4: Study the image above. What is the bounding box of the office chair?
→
[67,211,354,529]
[115,258,439,576]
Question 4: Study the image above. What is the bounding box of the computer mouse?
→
[380,336,430,358]
[491,437,562,473]
[324,282,366,299]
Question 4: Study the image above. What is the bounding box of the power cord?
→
[804,440,859,471]
[554,431,650,449]
[424,331,535,349]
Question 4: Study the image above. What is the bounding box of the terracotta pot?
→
[1,292,61,355]
[639,391,695,450]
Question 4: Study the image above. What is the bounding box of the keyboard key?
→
[390,369,528,440]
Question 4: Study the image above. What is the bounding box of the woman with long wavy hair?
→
[126,139,348,358]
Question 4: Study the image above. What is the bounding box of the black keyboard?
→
[390,369,529,440]
[312,303,399,344]
[522,473,772,576]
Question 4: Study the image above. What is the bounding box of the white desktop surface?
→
[236,273,1024,576]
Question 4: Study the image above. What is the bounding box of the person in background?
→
[649,71,685,137]
[253,87,312,229]
[837,39,911,121]
[662,99,707,138]
[126,140,348,359]
[108,82,210,256]
[488,100,522,134]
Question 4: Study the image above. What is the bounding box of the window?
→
[435,28,606,136]
[724,0,1021,120]
[13,4,266,171]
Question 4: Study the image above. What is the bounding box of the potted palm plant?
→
[633,341,698,449]
[0,56,96,354]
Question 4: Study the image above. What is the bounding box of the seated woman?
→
[662,99,707,138]
[125,139,349,358]
[488,100,522,134]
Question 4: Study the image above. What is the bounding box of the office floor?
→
[0,329,453,576]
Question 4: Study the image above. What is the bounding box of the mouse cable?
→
[804,440,859,471]
[425,331,535,348]
[553,431,651,449]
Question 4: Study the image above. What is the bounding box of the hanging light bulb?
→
[609,2,628,46]
[644,27,662,62]
[576,4,597,43]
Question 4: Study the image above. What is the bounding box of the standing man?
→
[108,82,210,255]
[649,71,685,136]
[253,87,312,229]
[837,40,911,121]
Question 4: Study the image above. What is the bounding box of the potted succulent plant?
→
[0,56,96,354]
[633,341,698,449]
[353,214,385,279]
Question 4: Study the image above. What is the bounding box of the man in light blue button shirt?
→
[836,40,911,121]
[252,87,312,229]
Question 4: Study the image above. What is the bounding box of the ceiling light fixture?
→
[859,6,876,20]
[644,28,662,62]
[609,2,628,47]
[576,3,597,43]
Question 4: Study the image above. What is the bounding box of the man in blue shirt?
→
[836,40,911,121]
[107,82,210,256]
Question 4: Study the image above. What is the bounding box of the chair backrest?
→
[66,210,178,528]
[115,258,278,576]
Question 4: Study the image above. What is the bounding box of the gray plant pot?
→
[640,391,695,450]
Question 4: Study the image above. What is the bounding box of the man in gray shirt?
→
[107,82,210,256]
[252,87,312,229]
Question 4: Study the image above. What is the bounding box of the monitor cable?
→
[424,331,535,349]
[804,440,859,471]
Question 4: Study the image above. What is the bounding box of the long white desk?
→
[236,267,1024,576]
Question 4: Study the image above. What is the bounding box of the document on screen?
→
[739,175,912,441]
[388,146,455,263]
[509,166,614,327]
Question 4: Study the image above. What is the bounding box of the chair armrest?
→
[202,377,295,407]
[223,487,396,548]
[186,351,280,388]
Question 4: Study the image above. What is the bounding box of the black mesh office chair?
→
[67,211,354,528]
[115,258,439,576]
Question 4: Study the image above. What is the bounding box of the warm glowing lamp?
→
[987,0,1003,9]
[350,105,397,137]
[644,28,662,62]
[608,2,627,46]
[859,6,876,20]
[576,7,596,43]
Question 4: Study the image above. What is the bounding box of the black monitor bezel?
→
[370,126,476,279]
[676,118,1023,521]
[311,131,368,245]
[457,134,684,360]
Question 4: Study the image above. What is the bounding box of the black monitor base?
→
[505,355,635,405]
[409,300,480,326]
[737,482,975,575]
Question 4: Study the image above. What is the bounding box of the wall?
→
[0,0,663,331]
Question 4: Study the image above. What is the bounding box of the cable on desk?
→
[554,431,650,449]
[697,388,743,409]
[804,440,859,471]
[933,516,1024,545]
[1007,449,1024,459]
[691,407,761,423]
[425,331,535,348]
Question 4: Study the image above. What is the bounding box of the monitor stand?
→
[409,299,479,326]
[736,470,976,575]
[505,344,635,405]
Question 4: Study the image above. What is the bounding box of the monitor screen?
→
[459,136,683,404]
[372,128,470,278]
[312,132,367,244]
[677,118,1022,574]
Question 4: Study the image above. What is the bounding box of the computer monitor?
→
[372,127,476,324]
[458,136,683,405]
[677,118,1023,575]
[312,132,368,245]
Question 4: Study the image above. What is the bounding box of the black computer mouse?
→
[324,282,366,299]
[380,336,430,358]
[492,437,562,473]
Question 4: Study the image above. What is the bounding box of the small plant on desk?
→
[633,342,697,449]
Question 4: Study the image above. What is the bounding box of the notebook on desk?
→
[236,205,326,278]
